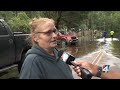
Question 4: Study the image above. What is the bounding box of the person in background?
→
[20,17,74,79]
[72,61,120,79]
[110,30,114,40]
[102,31,107,40]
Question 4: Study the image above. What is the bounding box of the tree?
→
[8,12,30,33]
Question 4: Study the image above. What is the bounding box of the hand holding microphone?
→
[58,50,93,79]
[72,61,93,79]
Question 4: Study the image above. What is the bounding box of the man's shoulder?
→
[24,53,40,64]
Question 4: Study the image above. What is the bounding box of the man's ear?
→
[34,37,39,42]
[33,34,40,42]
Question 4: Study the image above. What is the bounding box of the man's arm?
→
[100,71,120,79]
[72,61,120,79]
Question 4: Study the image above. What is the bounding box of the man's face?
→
[35,21,58,49]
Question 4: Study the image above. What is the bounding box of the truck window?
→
[0,22,8,35]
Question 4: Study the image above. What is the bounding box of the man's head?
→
[29,18,58,49]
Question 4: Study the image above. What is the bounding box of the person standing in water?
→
[110,30,114,40]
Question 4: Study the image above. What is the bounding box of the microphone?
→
[58,50,75,65]
[58,50,92,79]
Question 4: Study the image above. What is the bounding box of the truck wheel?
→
[18,52,26,73]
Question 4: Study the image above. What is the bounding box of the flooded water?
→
[96,38,120,59]
[62,38,120,79]
[58,41,98,58]
[58,38,120,61]
[110,41,120,59]
[95,38,120,72]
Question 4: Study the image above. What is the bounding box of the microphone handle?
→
[71,61,92,79]
[80,68,92,79]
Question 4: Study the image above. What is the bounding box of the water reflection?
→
[110,41,120,59]
[96,38,120,60]
[58,41,98,58]
[57,38,120,60]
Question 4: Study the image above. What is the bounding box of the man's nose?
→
[52,32,57,37]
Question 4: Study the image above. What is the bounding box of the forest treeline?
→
[0,11,120,38]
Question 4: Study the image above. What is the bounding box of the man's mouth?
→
[51,39,57,42]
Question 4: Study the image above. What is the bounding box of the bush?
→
[8,12,30,33]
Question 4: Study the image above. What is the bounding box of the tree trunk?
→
[55,11,62,29]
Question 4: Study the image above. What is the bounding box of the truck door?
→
[0,21,15,68]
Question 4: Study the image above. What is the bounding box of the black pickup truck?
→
[0,19,31,72]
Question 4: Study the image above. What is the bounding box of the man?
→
[110,30,114,40]
[103,31,107,39]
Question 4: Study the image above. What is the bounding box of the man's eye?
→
[45,31,52,34]
[53,29,56,33]
[44,29,57,35]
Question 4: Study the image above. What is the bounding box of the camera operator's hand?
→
[72,61,98,76]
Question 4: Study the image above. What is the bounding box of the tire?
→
[18,52,26,73]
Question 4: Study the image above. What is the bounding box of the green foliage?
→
[55,11,89,31]
[1,11,120,38]
[87,11,120,37]
[0,11,15,22]
[8,12,30,33]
